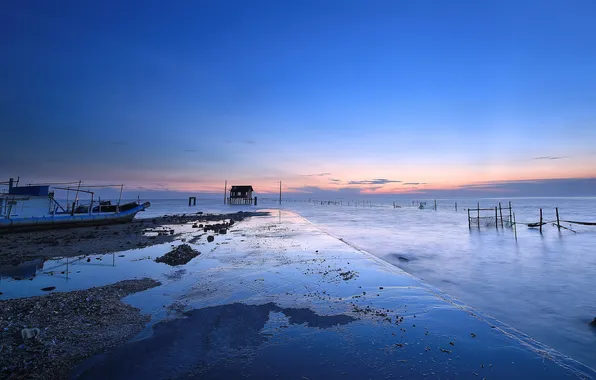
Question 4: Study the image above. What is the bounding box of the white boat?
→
[0,178,150,233]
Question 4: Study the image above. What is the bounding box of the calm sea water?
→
[136,196,596,369]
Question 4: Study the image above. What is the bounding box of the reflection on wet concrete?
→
[75,302,356,380]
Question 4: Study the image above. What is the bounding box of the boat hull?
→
[0,202,150,233]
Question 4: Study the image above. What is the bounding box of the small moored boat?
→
[0,178,150,233]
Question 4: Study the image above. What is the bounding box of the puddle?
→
[0,241,219,300]
[74,302,356,380]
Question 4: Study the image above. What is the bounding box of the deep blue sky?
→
[2,0,595,195]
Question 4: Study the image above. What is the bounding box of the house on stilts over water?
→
[228,185,255,205]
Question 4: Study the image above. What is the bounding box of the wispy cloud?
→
[301,172,331,177]
[225,139,257,145]
[402,182,426,185]
[348,178,401,185]
[329,178,342,183]
[533,156,567,160]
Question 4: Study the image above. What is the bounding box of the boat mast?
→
[117,185,124,212]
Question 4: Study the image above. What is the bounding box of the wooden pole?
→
[539,208,543,234]
[499,202,504,228]
[279,181,282,205]
[434,199,437,210]
[556,207,561,230]
[495,207,498,229]
[117,184,123,212]
[74,180,82,210]
[513,212,518,240]
[455,202,457,211]
[477,202,480,229]
[508,201,512,224]
[467,208,471,229]
[223,180,227,205]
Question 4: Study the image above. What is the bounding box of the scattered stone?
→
[41,286,56,292]
[21,327,41,340]
[155,244,200,266]
[339,270,357,281]
[207,235,215,243]
[192,224,198,228]
[590,318,596,327]
[379,287,384,290]
[398,256,409,262]
[219,229,227,235]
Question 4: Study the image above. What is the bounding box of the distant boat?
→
[0,178,150,233]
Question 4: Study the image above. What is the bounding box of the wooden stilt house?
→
[228,185,254,205]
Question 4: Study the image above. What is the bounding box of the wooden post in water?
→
[467,208,471,229]
[495,207,498,229]
[455,202,457,211]
[499,202,504,228]
[513,212,518,240]
[477,202,480,229]
[279,181,282,205]
[508,201,512,224]
[434,199,437,210]
[539,208,543,234]
[556,207,561,230]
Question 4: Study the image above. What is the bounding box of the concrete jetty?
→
[74,210,596,379]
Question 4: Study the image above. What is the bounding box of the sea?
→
[139,196,596,370]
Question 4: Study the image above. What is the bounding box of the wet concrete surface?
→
[66,210,596,379]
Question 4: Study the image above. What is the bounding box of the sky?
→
[1,0,595,197]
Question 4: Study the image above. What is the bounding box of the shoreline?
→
[0,211,266,268]
[1,209,595,379]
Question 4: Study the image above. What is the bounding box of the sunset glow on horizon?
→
[2,1,595,198]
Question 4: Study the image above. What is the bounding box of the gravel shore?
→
[0,278,161,380]
[0,211,267,268]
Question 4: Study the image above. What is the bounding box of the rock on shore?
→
[155,244,200,266]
